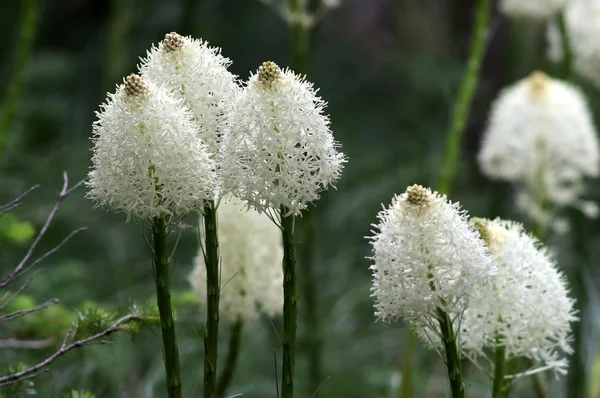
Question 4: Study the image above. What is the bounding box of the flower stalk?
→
[203,199,220,398]
[436,307,465,398]
[217,319,244,398]
[151,216,182,398]
[492,343,511,398]
[280,207,298,398]
[438,0,491,195]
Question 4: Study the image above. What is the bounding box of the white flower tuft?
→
[461,218,577,375]
[500,0,568,18]
[367,185,494,339]
[86,74,217,221]
[479,71,599,226]
[139,32,240,157]
[221,61,346,215]
[189,194,283,321]
[547,0,600,88]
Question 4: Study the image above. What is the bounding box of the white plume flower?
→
[139,32,239,156]
[547,0,600,88]
[86,74,216,220]
[189,194,283,321]
[221,61,346,215]
[367,185,494,340]
[500,0,568,18]
[461,218,577,375]
[479,71,599,227]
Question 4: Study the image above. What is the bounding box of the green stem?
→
[0,0,38,156]
[104,0,133,91]
[280,207,298,398]
[397,330,416,398]
[216,319,244,398]
[492,344,512,398]
[288,0,308,75]
[436,307,465,398]
[203,200,220,398]
[437,0,490,195]
[557,10,573,80]
[151,216,183,398]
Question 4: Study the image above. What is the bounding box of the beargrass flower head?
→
[221,61,346,215]
[548,0,600,88]
[478,71,599,230]
[461,218,577,375]
[189,194,283,321]
[500,0,569,18]
[368,185,494,340]
[86,74,216,220]
[139,32,239,156]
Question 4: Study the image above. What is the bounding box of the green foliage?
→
[62,390,95,398]
[0,363,36,397]
[0,214,35,245]
[73,302,117,339]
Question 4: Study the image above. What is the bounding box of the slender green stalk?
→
[151,216,183,398]
[217,319,244,398]
[0,0,38,155]
[203,200,220,398]
[280,207,298,398]
[436,307,465,398]
[287,0,324,392]
[556,11,573,80]
[104,0,133,91]
[397,330,416,398]
[437,0,491,195]
[492,343,511,398]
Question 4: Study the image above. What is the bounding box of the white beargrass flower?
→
[221,61,346,215]
[139,32,239,156]
[86,74,216,220]
[500,0,568,18]
[547,0,600,88]
[189,194,284,321]
[368,185,494,341]
[461,218,577,375]
[479,71,599,229]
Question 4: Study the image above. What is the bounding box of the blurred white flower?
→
[322,0,342,9]
[367,185,494,340]
[547,0,600,87]
[479,71,599,228]
[461,218,577,375]
[189,194,283,321]
[221,61,346,215]
[139,32,239,157]
[500,0,569,18]
[86,74,216,221]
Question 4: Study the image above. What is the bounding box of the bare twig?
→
[0,279,32,311]
[0,172,85,288]
[0,314,138,386]
[0,298,59,322]
[0,185,39,217]
[0,338,53,349]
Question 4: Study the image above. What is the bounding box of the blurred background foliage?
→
[0,0,599,397]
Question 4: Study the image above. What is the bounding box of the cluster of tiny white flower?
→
[461,218,577,375]
[221,61,346,215]
[547,0,600,88]
[189,194,284,321]
[500,0,568,19]
[86,74,217,220]
[368,185,494,336]
[139,32,239,156]
[478,71,599,229]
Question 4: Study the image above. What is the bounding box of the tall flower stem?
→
[492,343,511,398]
[280,207,298,398]
[203,200,220,398]
[217,319,244,398]
[287,0,324,393]
[0,0,38,157]
[151,216,182,398]
[557,10,573,80]
[437,0,491,195]
[436,307,465,398]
